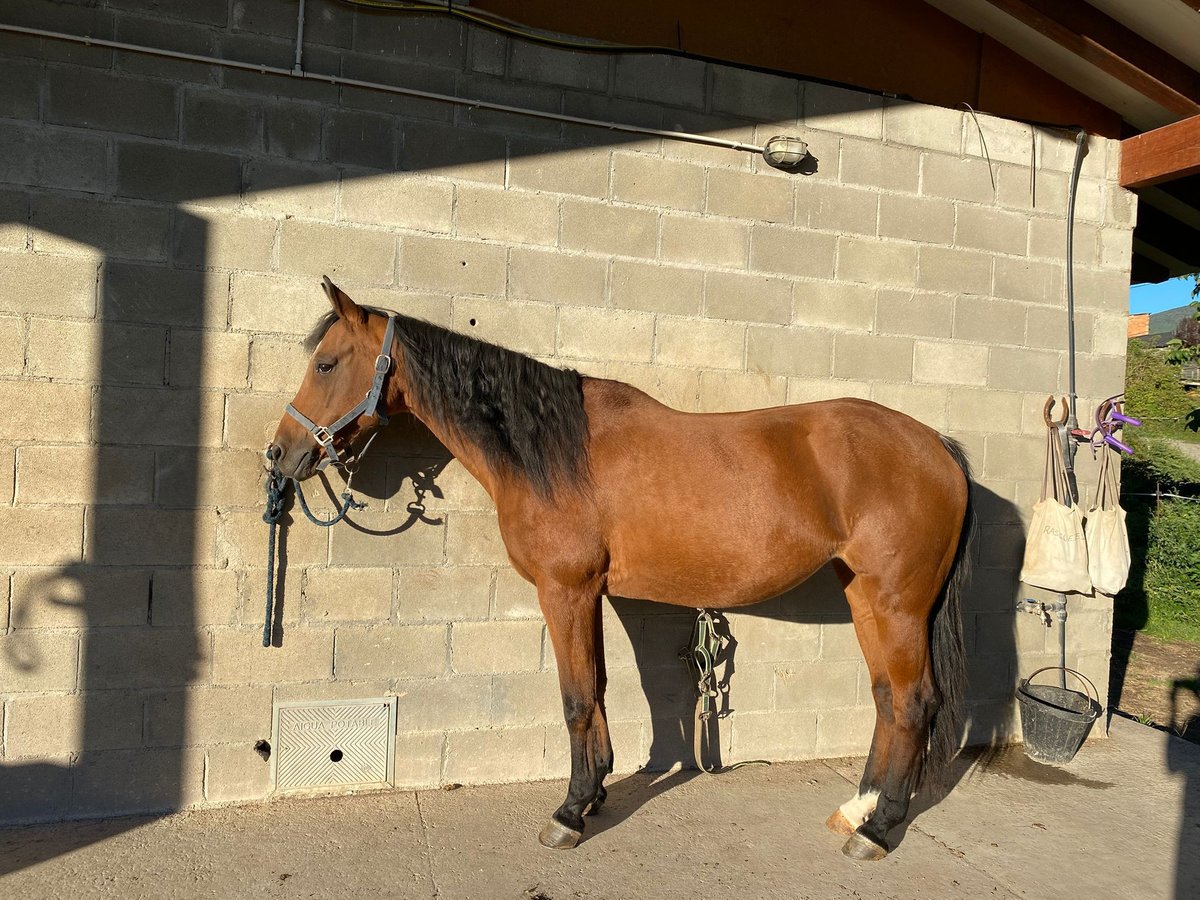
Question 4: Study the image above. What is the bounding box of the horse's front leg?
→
[536,579,611,850]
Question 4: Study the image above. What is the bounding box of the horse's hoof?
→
[825,810,855,837]
[842,830,889,862]
[538,818,582,850]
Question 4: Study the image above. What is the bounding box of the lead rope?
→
[262,465,289,647]
[680,609,770,774]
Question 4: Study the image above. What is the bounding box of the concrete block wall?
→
[0,0,1132,823]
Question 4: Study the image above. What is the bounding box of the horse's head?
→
[267,278,404,480]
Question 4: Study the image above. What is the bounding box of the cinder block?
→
[917,246,992,295]
[0,58,39,121]
[820,620,863,661]
[215,505,327,569]
[508,140,609,198]
[612,153,705,212]
[839,139,920,193]
[832,333,914,381]
[491,670,563,727]
[231,272,328,335]
[455,185,559,246]
[280,220,396,284]
[661,113,755,169]
[0,630,78,692]
[452,620,544,674]
[1028,216,1093,263]
[171,209,277,272]
[557,306,655,362]
[794,281,875,331]
[0,191,28,252]
[5,691,142,757]
[170,329,251,390]
[145,684,273,747]
[31,195,170,262]
[341,175,453,233]
[117,141,242,207]
[921,153,996,204]
[46,67,177,139]
[984,433,1046,481]
[393,730,445,790]
[837,238,917,287]
[264,102,323,161]
[103,261,227,329]
[445,512,509,567]
[874,289,953,339]
[749,225,837,279]
[152,568,239,627]
[243,158,338,221]
[0,317,21,377]
[1026,306,1089,353]
[953,296,1026,346]
[508,248,605,308]
[457,75,562,138]
[707,168,793,223]
[0,251,97,318]
[698,371,786,413]
[963,114,1036,167]
[746,325,831,378]
[561,200,658,258]
[211,626,331,684]
[1098,227,1133,270]
[1072,267,1129,314]
[0,381,90,443]
[0,125,110,195]
[795,181,879,236]
[728,615,820,663]
[206,744,272,803]
[656,317,745,370]
[1092,314,1128,357]
[611,260,702,317]
[788,376,871,404]
[443,726,546,784]
[86,627,213,689]
[394,675,491,731]
[400,234,505,296]
[803,83,883,140]
[815,706,876,756]
[884,99,962,153]
[704,270,792,325]
[403,122,506,184]
[613,54,705,110]
[775,661,860,709]
[879,193,954,244]
[27,318,165,385]
[335,624,449,680]
[913,340,988,386]
[712,66,799,121]
[510,40,608,91]
[224,392,294,454]
[660,215,749,268]
[0,508,83,566]
[987,346,1062,393]
[323,108,396,170]
[871,382,949,430]
[8,566,145,628]
[98,385,226,450]
[182,90,263,152]
[732,709,817,759]
[448,297,556,357]
[328,509,444,567]
[955,204,1029,256]
[396,567,492,623]
[71,747,205,818]
[304,567,393,623]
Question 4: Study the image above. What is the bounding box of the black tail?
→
[923,435,975,792]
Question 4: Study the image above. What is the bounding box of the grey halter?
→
[285,314,398,470]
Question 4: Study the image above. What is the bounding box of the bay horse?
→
[268,278,973,861]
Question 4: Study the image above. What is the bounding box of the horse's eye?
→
[315,361,335,375]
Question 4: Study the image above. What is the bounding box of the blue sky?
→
[1129,276,1198,315]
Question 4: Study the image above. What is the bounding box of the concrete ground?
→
[1,717,1196,899]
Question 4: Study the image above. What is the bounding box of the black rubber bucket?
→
[1017,667,1102,764]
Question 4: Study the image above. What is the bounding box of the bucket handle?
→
[1021,666,1101,710]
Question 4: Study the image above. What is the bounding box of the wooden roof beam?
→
[1121,116,1200,188]
[982,0,1200,117]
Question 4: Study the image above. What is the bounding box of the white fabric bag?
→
[1085,448,1130,596]
[1020,428,1092,594]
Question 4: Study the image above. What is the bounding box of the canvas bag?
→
[1085,448,1130,596]
[1020,427,1092,594]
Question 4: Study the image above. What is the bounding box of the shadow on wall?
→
[1170,671,1200,899]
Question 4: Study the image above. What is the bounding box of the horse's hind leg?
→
[843,605,938,862]
[827,573,892,838]
[536,579,612,850]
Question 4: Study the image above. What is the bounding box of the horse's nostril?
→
[265,443,282,462]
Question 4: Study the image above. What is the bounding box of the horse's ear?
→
[321,276,367,327]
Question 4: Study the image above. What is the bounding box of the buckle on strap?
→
[312,426,335,448]
[374,353,391,374]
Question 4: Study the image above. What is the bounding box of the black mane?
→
[305,307,590,495]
